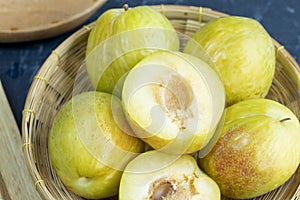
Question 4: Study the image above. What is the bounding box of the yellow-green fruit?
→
[119,150,221,200]
[184,16,275,106]
[199,98,300,199]
[122,50,225,154]
[48,92,144,199]
[86,5,179,94]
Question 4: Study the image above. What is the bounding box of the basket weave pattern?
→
[22,5,300,200]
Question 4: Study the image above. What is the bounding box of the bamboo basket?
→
[22,5,300,200]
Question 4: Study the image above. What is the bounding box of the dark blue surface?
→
[0,0,299,130]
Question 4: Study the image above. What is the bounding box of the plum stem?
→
[280,118,291,123]
[123,4,129,11]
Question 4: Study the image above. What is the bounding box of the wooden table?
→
[0,81,41,200]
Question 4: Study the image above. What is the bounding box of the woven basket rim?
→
[22,4,300,200]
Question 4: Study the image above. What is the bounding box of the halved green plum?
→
[119,150,220,200]
[122,50,225,154]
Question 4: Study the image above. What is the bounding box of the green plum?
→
[199,98,300,199]
[48,92,144,199]
[184,16,276,106]
[86,5,179,94]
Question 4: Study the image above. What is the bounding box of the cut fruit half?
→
[122,50,225,154]
[119,150,221,200]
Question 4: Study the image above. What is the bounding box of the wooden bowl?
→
[0,0,106,42]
